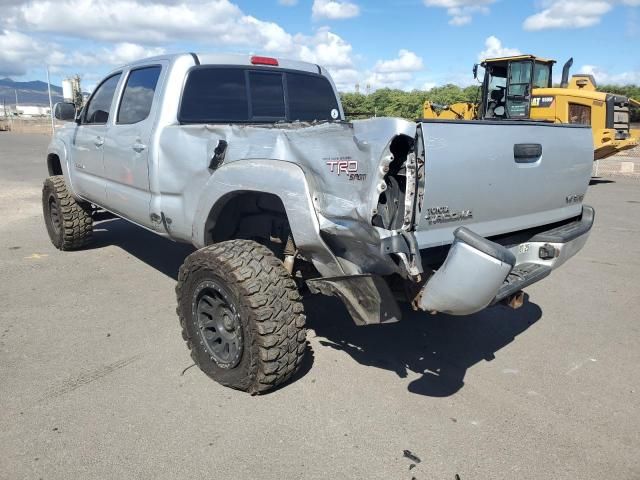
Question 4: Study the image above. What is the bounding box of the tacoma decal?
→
[425,206,473,225]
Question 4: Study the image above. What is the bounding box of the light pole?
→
[46,66,55,134]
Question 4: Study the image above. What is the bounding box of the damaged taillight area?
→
[371,128,424,232]
[369,128,426,279]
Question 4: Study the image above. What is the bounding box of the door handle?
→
[132,143,146,153]
[514,143,542,163]
[94,136,104,147]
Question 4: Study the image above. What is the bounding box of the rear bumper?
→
[416,205,594,315]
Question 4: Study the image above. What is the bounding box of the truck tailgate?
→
[414,120,593,248]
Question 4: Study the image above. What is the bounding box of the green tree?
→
[341,84,480,120]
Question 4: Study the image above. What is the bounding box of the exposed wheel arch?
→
[47,154,63,176]
[204,190,293,257]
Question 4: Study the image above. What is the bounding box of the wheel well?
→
[205,191,292,256]
[47,154,62,176]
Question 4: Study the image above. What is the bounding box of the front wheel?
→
[176,240,306,394]
[42,176,93,250]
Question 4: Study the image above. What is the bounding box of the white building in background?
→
[16,105,50,116]
[62,79,74,102]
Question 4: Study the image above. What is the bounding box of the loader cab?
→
[478,55,555,120]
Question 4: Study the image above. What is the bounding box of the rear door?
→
[414,120,593,249]
[103,64,163,226]
[70,72,122,205]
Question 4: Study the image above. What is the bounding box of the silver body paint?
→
[48,53,595,318]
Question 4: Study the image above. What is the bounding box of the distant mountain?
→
[0,77,64,107]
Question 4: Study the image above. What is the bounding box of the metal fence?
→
[0,117,55,134]
[593,147,640,179]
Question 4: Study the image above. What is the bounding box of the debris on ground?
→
[403,449,421,463]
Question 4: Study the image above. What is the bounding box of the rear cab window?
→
[179,66,340,123]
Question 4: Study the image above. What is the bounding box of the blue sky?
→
[1,0,639,92]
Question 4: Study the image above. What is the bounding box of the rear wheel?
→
[176,240,306,394]
[42,176,93,250]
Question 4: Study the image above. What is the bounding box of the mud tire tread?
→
[42,175,93,250]
[176,240,306,394]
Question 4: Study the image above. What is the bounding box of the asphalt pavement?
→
[1,132,639,480]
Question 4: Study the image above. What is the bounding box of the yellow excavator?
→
[423,54,640,160]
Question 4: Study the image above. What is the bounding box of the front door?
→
[69,73,122,205]
[103,65,163,227]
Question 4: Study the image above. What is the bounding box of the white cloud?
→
[330,68,360,89]
[365,71,414,90]
[373,49,423,73]
[478,35,520,60]
[278,0,297,5]
[523,0,613,30]
[364,49,425,90]
[423,0,495,25]
[293,27,360,89]
[421,81,437,91]
[312,0,360,20]
[579,64,640,85]
[3,0,295,51]
[104,43,165,65]
[0,29,54,76]
[0,28,165,77]
[0,0,362,89]
[297,28,354,69]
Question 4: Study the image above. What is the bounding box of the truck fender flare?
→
[192,159,345,277]
[47,138,77,195]
[47,137,67,173]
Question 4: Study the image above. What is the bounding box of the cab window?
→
[248,71,285,118]
[506,61,532,118]
[179,66,340,123]
[533,63,551,88]
[84,73,122,124]
[508,61,532,97]
[569,103,591,125]
[117,66,161,124]
[287,73,339,122]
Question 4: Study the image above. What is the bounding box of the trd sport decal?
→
[324,157,367,181]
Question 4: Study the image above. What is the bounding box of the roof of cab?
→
[121,52,324,76]
[482,54,556,65]
[196,53,323,75]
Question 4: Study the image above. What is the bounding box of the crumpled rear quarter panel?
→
[156,118,416,275]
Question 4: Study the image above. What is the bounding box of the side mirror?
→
[53,102,76,121]
[473,64,478,79]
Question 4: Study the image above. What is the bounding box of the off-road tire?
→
[42,175,93,250]
[176,240,306,394]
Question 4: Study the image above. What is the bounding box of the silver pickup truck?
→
[44,53,595,393]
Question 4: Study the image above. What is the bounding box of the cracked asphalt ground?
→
[1,132,639,480]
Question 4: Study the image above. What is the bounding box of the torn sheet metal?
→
[156,117,418,277]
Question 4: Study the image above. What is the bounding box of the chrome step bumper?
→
[417,206,595,315]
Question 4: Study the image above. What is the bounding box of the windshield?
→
[533,62,552,88]
[508,61,532,96]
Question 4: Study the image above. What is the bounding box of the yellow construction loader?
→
[423,55,640,160]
